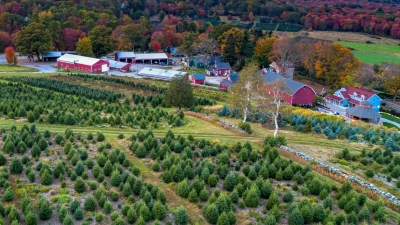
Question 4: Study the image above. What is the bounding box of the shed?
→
[42,52,62,61]
[191,74,206,84]
[219,80,235,91]
[108,60,131,71]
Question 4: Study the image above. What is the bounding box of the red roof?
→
[340,91,350,98]
[326,94,343,101]
[348,99,360,105]
[344,86,375,100]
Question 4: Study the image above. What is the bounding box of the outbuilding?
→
[191,74,206,84]
[346,101,381,124]
[262,69,315,106]
[115,52,168,65]
[138,67,188,81]
[108,60,131,71]
[57,54,109,73]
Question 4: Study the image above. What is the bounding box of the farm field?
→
[0,73,399,225]
[297,31,400,45]
[0,64,38,72]
[337,41,400,55]
[352,51,400,64]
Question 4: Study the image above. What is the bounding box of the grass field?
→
[0,64,38,72]
[338,41,400,54]
[178,68,205,74]
[352,51,400,64]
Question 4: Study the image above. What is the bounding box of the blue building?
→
[326,86,381,111]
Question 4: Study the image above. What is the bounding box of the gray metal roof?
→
[57,54,103,66]
[346,105,381,119]
[216,62,231,69]
[116,52,135,58]
[220,79,235,87]
[262,70,313,95]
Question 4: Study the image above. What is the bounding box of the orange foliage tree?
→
[5,46,15,64]
[254,37,277,56]
[151,41,161,52]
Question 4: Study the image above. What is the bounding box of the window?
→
[94,68,97,72]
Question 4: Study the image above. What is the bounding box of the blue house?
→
[326,86,381,111]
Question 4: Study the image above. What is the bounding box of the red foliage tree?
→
[199,9,205,17]
[5,46,15,64]
[62,28,81,51]
[151,41,161,52]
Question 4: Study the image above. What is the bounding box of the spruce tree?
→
[240,30,254,58]
[63,214,73,225]
[10,157,23,174]
[244,186,259,208]
[40,169,53,185]
[3,187,14,202]
[58,205,68,222]
[223,172,237,191]
[222,34,237,66]
[288,207,304,225]
[39,198,52,220]
[152,201,166,220]
[103,160,113,176]
[84,195,96,211]
[74,177,86,193]
[110,170,122,186]
[216,212,229,225]
[204,204,219,224]
[0,152,7,166]
[24,211,38,225]
[74,207,84,220]
[127,207,136,224]
[174,206,188,225]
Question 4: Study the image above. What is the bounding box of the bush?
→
[365,169,374,178]
[84,195,96,211]
[238,121,252,134]
[74,177,86,193]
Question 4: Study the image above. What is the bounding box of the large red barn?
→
[262,69,315,106]
[57,54,109,73]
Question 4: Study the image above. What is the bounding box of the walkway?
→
[379,118,400,129]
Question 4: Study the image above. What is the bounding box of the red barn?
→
[262,69,315,105]
[57,54,109,73]
[191,74,206,84]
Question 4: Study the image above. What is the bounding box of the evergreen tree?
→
[222,34,237,66]
[266,192,279,210]
[40,169,53,185]
[312,204,326,223]
[10,157,23,174]
[127,207,136,224]
[58,205,68,222]
[204,204,219,224]
[74,207,84,220]
[74,177,86,193]
[164,76,194,109]
[152,201,166,220]
[3,187,14,202]
[174,207,188,225]
[84,195,96,211]
[357,206,370,222]
[63,214,73,225]
[39,198,52,220]
[240,30,253,58]
[223,172,237,191]
[244,186,259,207]
[216,212,229,225]
[24,211,38,225]
[0,152,7,166]
[288,207,304,225]
[103,160,113,176]
[110,170,122,186]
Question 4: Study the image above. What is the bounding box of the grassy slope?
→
[352,51,400,64]
[383,122,400,130]
[338,41,400,54]
[0,64,38,72]
[381,113,400,124]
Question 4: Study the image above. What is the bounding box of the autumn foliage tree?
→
[151,41,161,52]
[383,62,400,101]
[76,38,94,57]
[5,46,15,64]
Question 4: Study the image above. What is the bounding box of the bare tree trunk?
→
[36,52,41,62]
[243,107,247,123]
[273,100,281,139]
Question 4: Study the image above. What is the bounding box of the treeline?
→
[68,73,168,94]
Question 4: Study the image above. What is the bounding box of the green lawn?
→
[381,112,400,124]
[0,64,38,72]
[383,122,400,130]
[338,41,400,54]
[352,51,400,64]
[178,68,206,75]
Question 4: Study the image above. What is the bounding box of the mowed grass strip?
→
[0,64,38,72]
[381,112,400,124]
[352,51,400,64]
[338,41,400,54]
[383,122,400,130]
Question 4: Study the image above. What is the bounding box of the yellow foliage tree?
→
[76,37,94,57]
[254,37,277,57]
[218,28,244,52]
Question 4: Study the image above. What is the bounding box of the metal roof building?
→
[115,52,168,64]
[108,59,131,71]
[346,101,381,124]
[57,54,109,73]
[138,67,188,80]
